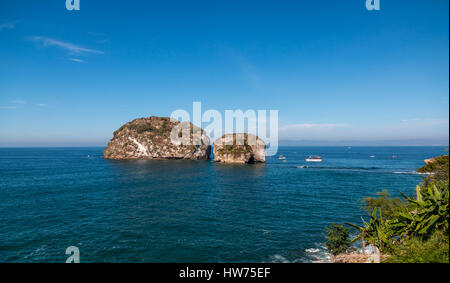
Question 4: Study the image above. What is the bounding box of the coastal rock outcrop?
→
[213,133,266,164]
[104,117,211,160]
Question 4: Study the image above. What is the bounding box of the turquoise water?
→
[0,146,446,262]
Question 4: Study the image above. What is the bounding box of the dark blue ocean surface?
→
[0,146,446,262]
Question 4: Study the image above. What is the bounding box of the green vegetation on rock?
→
[216,136,252,156]
[217,144,252,155]
[128,123,154,134]
[419,153,449,185]
[418,154,449,174]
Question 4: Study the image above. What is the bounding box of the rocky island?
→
[213,133,266,164]
[104,117,211,160]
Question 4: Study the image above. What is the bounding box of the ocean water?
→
[0,146,446,263]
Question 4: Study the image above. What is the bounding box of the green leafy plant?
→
[345,207,393,252]
[397,183,449,239]
[325,223,351,256]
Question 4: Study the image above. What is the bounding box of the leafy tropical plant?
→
[397,183,449,239]
[345,207,393,252]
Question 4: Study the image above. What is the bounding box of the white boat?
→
[279,155,286,160]
[306,156,322,162]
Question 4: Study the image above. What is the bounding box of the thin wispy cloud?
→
[399,118,448,126]
[27,36,104,55]
[279,119,449,142]
[1,100,25,110]
[0,21,16,30]
[86,31,110,44]
[36,104,46,107]
[69,58,85,63]
[97,38,110,44]
[223,48,261,88]
[280,123,351,130]
[11,100,26,104]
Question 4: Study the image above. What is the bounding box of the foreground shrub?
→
[361,189,407,219]
[325,223,351,256]
[387,231,449,263]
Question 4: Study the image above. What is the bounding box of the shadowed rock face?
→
[104,117,211,160]
[213,133,266,164]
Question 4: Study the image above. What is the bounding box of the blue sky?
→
[0,0,448,146]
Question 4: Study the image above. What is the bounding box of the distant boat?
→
[306,156,322,162]
[370,155,375,158]
[392,156,398,159]
[279,155,286,160]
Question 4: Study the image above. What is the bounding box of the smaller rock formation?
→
[213,133,266,164]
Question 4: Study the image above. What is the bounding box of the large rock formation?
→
[213,133,266,164]
[104,117,211,160]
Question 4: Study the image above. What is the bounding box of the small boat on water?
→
[279,155,286,160]
[306,156,322,162]
[370,155,375,158]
